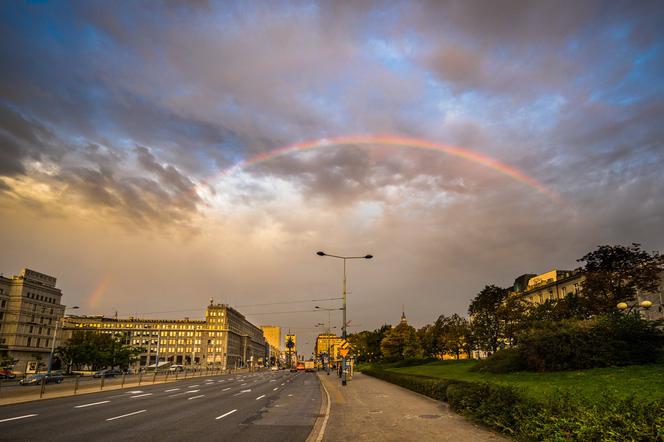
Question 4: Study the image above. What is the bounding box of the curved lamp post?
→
[316,251,372,385]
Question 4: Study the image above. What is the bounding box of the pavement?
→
[316,371,507,442]
[0,369,322,441]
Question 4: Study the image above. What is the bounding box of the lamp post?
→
[47,306,79,375]
[617,300,653,314]
[316,251,372,385]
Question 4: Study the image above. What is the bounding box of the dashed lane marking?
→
[188,395,205,400]
[164,388,179,392]
[74,401,110,408]
[215,409,237,420]
[130,393,153,399]
[0,414,38,423]
[106,410,147,421]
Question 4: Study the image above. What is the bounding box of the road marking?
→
[188,384,199,388]
[186,389,200,394]
[164,388,179,392]
[0,414,37,423]
[315,375,332,442]
[215,409,237,420]
[269,379,276,382]
[288,394,293,397]
[222,387,231,391]
[128,390,143,394]
[281,383,285,386]
[217,380,225,383]
[106,410,147,421]
[74,400,110,408]
[188,395,205,400]
[240,383,247,386]
[130,393,153,398]
[256,394,266,400]
[273,387,278,391]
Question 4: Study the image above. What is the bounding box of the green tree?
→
[57,331,142,372]
[348,325,390,362]
[438,314,471,359]
[285,336,295,366]
[380,322,421,360]
[468,285,510,354]
[578,243,664,315]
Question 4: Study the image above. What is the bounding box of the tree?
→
[57,331,143,372]
[578,243,664,315]
[438,314,471,359]
[417,323,442,358]
[285,337,295,366]
[348,325,390,363]
[468,285,510,354]
[380,322,421,360]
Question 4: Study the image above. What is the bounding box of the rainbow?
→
[220,135,560,203]
[88,275,111,309]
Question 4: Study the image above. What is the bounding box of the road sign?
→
[339,348,349,357]
[339,340,350,350]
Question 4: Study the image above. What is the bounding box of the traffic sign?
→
[339,340,350,350]
[339,348,349,357]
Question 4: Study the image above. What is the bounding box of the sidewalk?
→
[316,372,507,442]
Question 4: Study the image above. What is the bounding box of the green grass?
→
[375,360,664,403]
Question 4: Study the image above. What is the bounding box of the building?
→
[511,269,585,304]
[0,268,67,374]
[62,301,267,370]
[260,325,282,365]
[314,333,344,362]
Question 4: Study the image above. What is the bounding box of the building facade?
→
[0,269,66,374]
[260,325,282,365]
[511,269,585,304]
[63,302,267,370]
[314,333,344,362]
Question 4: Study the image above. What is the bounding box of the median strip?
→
[75,401,110,408]
[106,410,147,421]
[215,409,237,420]
[0,414,38,423]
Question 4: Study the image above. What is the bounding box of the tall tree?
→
[380,322,421,360]
[438,314,471,359]
[468,285,510,354]
[578,243,664,314]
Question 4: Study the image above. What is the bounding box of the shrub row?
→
[362,367,664,441]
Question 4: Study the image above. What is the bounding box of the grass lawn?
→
[376,360,664,403]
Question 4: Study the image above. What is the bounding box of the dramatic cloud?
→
[1,0,663,352]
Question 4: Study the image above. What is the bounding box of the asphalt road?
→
[0,370,322,442]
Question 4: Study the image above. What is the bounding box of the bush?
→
[476,313,664,373]
[362,367,664,441]
[471,347,526,373]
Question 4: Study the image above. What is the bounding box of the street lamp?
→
[47,306,79,375]
[617,300,653,313]
[316,250,372,385]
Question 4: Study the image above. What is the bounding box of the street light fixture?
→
[316,250,372,385]
[47,306,79,375]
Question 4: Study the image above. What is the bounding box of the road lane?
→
[0,370,321,441]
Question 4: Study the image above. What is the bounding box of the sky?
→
[1,0,664,355]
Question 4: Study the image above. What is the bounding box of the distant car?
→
[92,369,123,378]
[270,366,279,371]
[296,362,305,372]
[19,373,63,386]
[168,365,184,372]
[0,369,16,379]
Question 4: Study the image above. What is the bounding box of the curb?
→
[306,372,331,442]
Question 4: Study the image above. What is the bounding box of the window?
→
[27,337,32,347]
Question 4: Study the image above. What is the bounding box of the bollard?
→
[175,370,179,381]
[138,371,143,386]
[165,370,169,383]
[184,369,188,380]
[100,375,105,391]
[121,372,126,388]
[74,375,80,394]
[152,370,157,384]
[40,376,46,398]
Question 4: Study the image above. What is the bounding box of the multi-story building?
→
[511,269,585,304]
[314,333,344,362]
[260,325,281,365]
[0,268,66,374]
[63,301,267,370]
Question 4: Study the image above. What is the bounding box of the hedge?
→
[362,367,664,441]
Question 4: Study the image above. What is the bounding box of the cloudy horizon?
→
[1,0,663,353]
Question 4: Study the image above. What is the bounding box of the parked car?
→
[92,369,123,378]
[270,365,279,371]
[168,365,184,372]
[296,362,305,372]
[19,373,63,386]
[0,369,16,379]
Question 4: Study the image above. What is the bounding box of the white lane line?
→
[0,414,38,423]
[315,377,332,442]
[128,390,143,394]
[74,400,110,408]
[269,379,276,382]
[188,384,200,388]
[106,409,147,421]
[164,388,180,392]
[281,383,285,386]
[130,393,153,399]
[205,382,214,385]
[288,394,293,397]
[222,387,231,391]
[188,395,205,400]
[256,394,266,400]
[217,380,225,383]
[240,383,248,386]
[215,409,237,420]
[186,389,200,394]
[273,387,278,391]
